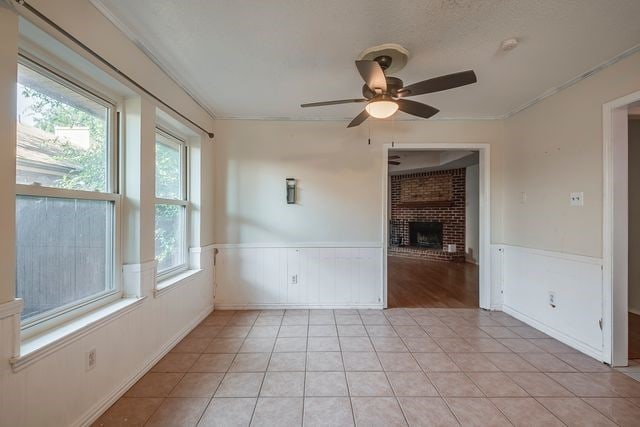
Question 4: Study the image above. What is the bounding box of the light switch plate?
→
[570,192,584,206]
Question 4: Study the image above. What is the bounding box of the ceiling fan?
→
[388,155,401,166]
[300,55,477,128]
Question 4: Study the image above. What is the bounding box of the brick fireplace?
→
[388,168,465,261]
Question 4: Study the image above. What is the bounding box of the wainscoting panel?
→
[501,245,603,359]
[215,245,383,308]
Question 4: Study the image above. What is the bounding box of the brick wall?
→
[389,168,466,262]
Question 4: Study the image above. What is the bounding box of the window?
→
[15,55,119,329]
[155,129,189,278]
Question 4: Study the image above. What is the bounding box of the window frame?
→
[154,127,190,281]
[15,54,122,336]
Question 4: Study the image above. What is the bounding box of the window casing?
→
[15,54,120,334]
[155,128,189,280]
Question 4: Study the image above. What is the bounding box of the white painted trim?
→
[122,260,156,274]
[213,242,382,249]
[190,244,217,253]
[74,304,214,427]
[381,142,492,310]
[11,297,145,372]
[503,304,604,361]
[214,304,384,310]
[0,298,23,320]
[603,89,640,366]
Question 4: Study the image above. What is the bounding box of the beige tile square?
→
[307,336,340,352]
[337,325,367,336]
[366,325,399,337]
[217,326,252,338]
[422,325,458,338]
[387,372,438,397]
[303,397,354,427]
[278,325,308,338]
[546,373,620,397]
[433,337,475,353]
[371,337,409,352]
[445,397,511,426]
[464,338,511,353]
[204,337,244,354]
[281,315,309,326]
[377,352,421,372]
[308,325,337,337]
[428,373,483,397]
[273,337,307,352]
[215,373,264,397]
[393,325,428,338]
[254,316,283,326]
[260,372,305,397]
[361,314,390,326]
[125,373,184,397]
[537,397,617,426]
[346,372,394,396]
[198,397,256,427]
[309,314,336,326]
[145,397,208,427]
[398,397,459,426]
[268,352,306,372]
[239,338,275,353]
[93,397,162,426]
[448,353,500,372]
[187,325,222,339]
[229,353,271,372]
[582,397,640,426]
[479,327,521,339]
[342,352,382,371]
[507,372,573,397]
[402,337,443,353]
[556,353,612,372]
[508,326,550,339]
[483,353,538,372]
[498,338,546,353]
[490,397,564,426]
[339,336,374,352]
[351,397,407,427]
[588,372,640,397]
[335,314,363,325]
[248,325,280,338]
[519,353,577,372]
[170,373,224,397]
[190,353,235,373]
[530,338,578,354]
[466,372,528,397]
[413,352,460,372]
[306,352,344,371]
[151,353,200,373]
[305,371,349,396]
[251,397,303,427]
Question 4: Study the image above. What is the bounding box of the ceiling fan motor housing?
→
[362,76,404,98]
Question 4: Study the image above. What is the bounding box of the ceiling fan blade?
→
[347,109,369,128]
[388,161,401,165]
[388,155,401,160]
[355,60,387,93]
[398,70,477,97]
[396,99,439,119]
[301,98,367,108]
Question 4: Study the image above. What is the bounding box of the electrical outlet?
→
[570,192,584,206]
[548,291,556,308]
[290,274,298,285]
[86,348,97,371]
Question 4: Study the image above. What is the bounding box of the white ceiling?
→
[92,0,640,120]
[388,150,478,174]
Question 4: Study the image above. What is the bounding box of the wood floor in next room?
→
[93,308,640,427]
[387,256,479,308]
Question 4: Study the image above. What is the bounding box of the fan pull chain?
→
[391,116,395,148]
[368,123,371,145]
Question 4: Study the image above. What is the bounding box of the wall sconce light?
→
[286,178,296,204]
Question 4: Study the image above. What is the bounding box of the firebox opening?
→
[409,221,443,249]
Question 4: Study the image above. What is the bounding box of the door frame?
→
[381,142,492,309]
[603,90,640,366]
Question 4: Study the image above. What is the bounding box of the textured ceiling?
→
[92,0,640,120]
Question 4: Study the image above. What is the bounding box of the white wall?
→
[503,51,640,258]
[629,118,640,314]
[465,163,480,263]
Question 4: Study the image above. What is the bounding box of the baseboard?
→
[214,303,384,310]
[74,304,214,427]
[503,304,603,361]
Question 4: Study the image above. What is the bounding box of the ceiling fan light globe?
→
[365,100,399,119]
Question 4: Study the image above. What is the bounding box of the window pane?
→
[16,62,109,192]
[16,196,114,321]
[156,137,182,199]
[155,204,185,272]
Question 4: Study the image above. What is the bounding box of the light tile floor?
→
[94,308,640,426]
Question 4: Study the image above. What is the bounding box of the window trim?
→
[15,55,122,337]
[154,127,190,281]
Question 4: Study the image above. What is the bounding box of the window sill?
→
[154,268,203,298]
[10,297,144,373]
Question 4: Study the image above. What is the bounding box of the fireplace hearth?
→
[409,222,443,249]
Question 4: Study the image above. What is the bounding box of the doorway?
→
[381,143,492,310]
